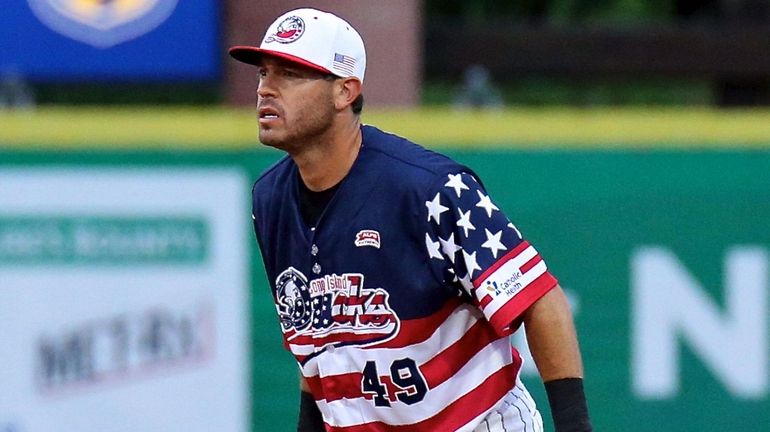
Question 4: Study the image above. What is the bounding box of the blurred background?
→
[1,1,769,431]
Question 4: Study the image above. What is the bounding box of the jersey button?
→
[312,263,322,274]
[311,244,319,256]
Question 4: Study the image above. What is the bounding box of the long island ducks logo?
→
[264,15,305,44]
[275,267,399,358]
[28,0,178,48]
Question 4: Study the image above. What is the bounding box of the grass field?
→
[2,106,770,149]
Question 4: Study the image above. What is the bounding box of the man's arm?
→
[522,284,592,432]
[298,375,325,432]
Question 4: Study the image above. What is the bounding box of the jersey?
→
[251,125,558,431]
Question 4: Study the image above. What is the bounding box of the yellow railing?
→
[2,106,770,149]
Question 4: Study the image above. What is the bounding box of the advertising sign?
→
[0,168,249,432]
[0,1,220,80]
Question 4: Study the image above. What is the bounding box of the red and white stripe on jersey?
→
[472,240,558,335]
[297,298,523,431]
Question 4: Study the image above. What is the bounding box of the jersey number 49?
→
[361,358,428,407]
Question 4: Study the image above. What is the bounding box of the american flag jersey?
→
[252,125,558,431]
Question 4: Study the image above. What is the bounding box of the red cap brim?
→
[228,46,332,75]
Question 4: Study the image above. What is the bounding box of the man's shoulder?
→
[252,154,294,200]
[361,125,465,180]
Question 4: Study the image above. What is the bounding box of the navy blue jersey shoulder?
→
[251,152,293,215]
[252,125,473,201]
[357,124,472,180]
[252,125,476,229]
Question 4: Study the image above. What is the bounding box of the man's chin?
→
[259,128,278,147]
[258,131,284,149]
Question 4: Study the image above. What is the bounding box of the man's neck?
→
[292,119,362,192]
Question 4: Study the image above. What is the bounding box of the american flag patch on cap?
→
[333,53,356,75]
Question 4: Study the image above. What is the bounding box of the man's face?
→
[255,57,338,151]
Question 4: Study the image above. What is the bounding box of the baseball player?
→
[230,8,591,432]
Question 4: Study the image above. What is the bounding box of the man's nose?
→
[257,76,277,98]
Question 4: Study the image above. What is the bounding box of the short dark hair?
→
[351,93,364,115]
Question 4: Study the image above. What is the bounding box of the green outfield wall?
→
[1,147,768,432]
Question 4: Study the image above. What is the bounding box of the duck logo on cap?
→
[265,16,305,44]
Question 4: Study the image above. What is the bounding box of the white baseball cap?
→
[229,8,366,82]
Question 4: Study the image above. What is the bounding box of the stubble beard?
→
[258,97,337,154]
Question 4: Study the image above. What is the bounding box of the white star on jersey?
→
[425,233,444,260]
[438,232,462,263]
[481,228,507,258]
[475,190,499,217]
[456,208,476,237]
[445,173,470,198]
[457,272,473,292]
[447,267,460,283]
[426,192,449,223]
[462,250,482,278]
[508,222,523,239]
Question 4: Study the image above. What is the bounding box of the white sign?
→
[632,247,768,399]
[0,169,249,432]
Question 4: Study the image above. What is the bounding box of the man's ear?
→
[334,78,362,111]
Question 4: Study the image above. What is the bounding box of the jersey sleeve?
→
[423,172,558,336]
